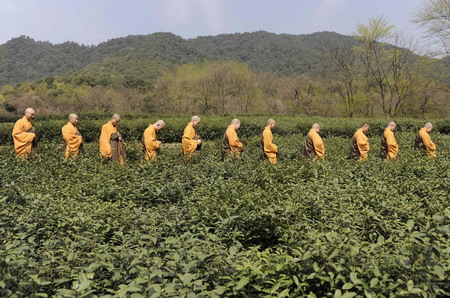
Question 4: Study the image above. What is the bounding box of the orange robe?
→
[304,129,325,160]
[12,116,36,157]
[350,128,370,161]
[182,123,200,158]
[99,121,126,164]
[262,127,278,164]
[415,128,436,159]
[62,122,83,159]
[381,128,398,160]
[222,125,243,159]
[143,124,160,161]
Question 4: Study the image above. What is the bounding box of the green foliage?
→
[0,117,449,296]
[0,31,350,87]
[2,114,450,145]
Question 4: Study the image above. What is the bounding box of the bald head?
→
[154,120,165,131]
[68,113,79,126]
[191,115,201,127]
[266,118,276,129]
[231,118,241,130]
[24,108,36,120]
[387,121,396,131]
[111,113,121,125]
[361,123,369,133]
[312,123,320,132]
[424,122,433,133]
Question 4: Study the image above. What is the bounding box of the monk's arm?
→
[356,133,369,157]
[263,132,278,153]
[227,130,243,149]
[145,130,160,151]
[311,134,325,158]
[100,127,112,156]
[385,132,398,151]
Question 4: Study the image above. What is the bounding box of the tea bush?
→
[0,126,449,296]
[1,114,450,144]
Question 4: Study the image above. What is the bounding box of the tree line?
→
[1,4,450,118]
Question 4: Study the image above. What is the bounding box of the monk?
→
[415,122,436,159]
[99,113,126,164]
[182,116,202,159]
[349,124,370,161]
[222,118,244,160]
[380,121,399,160]
[142,120,165,161]
[62,113,83,159]
[12,107,37,158]
[303,123,325,160]
[261,119,279,164]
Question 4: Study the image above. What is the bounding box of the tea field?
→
[0,117,449,297]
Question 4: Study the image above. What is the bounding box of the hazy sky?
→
[0,0,425,45]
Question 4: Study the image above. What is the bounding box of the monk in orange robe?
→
[62,113,83,159]
[99,113,126,164]
[380,121,399,160]
[182,116,202,159]
[349,124,370,161]
[415,122,436,159]
[261,118,279,164]
[12,107,37,158]
[142,120,165,161]
[303,123,325,160]
[222,118,244,160]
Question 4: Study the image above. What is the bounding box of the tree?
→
[414,0,450,55]
[355,16,419,116]
[328,38,361,117]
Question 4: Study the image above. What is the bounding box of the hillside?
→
[0,31,355,87]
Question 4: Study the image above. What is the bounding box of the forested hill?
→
[0,31,355,86]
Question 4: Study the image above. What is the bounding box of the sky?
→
[0,0,426,45]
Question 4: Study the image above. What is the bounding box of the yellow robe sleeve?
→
[419,129,436,158]
[384,129,398,159]
[62,123,83,159]
[182,124,198,153]
[99,122,116,158]
[226,126,243,152]
[263,128,278,153]
[310,130,325,159]
[355,130,370,160]
[144,125,160,151]
[12,117,35,157]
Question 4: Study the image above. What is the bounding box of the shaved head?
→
[387,121,396,131]
[312,123,320,132]
[191,115,201,127]
[424,122,433,132]
[24,107,36,120]
[266,118,275,126]
[155,120,165,127]
[154,120,165,131]
[25,107,35,115]
[111,113,121,126]
[231,118,241,130]
[68,113,79,125]
[361,123,369,133]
